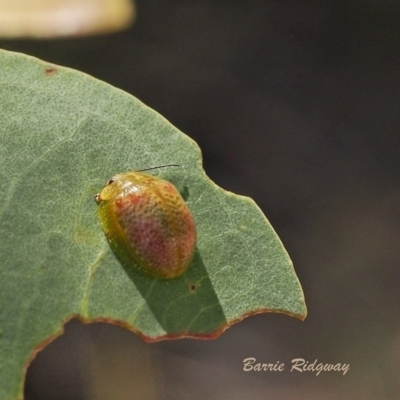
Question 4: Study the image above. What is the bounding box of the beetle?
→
[95,166,197,279]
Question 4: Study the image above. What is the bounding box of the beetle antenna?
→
[136,164,181,172]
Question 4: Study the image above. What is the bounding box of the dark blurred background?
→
[2,1,399,399]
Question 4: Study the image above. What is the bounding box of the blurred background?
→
[1,0,399,399]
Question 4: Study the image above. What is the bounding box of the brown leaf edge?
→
[18,307,306,399]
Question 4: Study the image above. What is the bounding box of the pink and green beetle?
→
[95,168,197,279]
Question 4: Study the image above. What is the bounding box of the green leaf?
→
[0,50,306,400]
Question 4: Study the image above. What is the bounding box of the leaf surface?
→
[0,50,306,400]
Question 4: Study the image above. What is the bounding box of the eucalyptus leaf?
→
[0,50,306,400]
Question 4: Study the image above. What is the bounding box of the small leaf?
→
[0,50,306,400]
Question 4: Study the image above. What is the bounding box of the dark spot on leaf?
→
[190,284,196,292]
[181,185,190,201]
[45,66,57,75]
